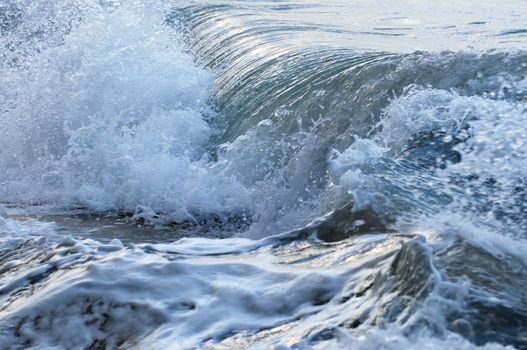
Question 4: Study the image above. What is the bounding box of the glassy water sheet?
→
[1,0,527,349]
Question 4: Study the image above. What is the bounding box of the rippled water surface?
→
[1,1,526,349]
[177,0,527,52]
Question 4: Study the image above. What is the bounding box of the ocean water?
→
[0,0,526,349]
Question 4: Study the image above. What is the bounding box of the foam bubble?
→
[0,1,253,221]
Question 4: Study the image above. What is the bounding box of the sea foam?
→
[0,1,252,222]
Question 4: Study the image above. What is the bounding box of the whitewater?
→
[0,0,526,349]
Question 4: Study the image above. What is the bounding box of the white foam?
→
[0,212,515,350]
[377,86,527,181]
[0,1,253,221]
[405,212,527,264]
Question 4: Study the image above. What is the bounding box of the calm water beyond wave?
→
[1,1,527,349]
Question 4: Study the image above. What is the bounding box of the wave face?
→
[1,1,527,349]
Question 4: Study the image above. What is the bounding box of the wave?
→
[1,1,526,241]
[0,0,253,225]
[1,214,526,349]
[1,1,527,349]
